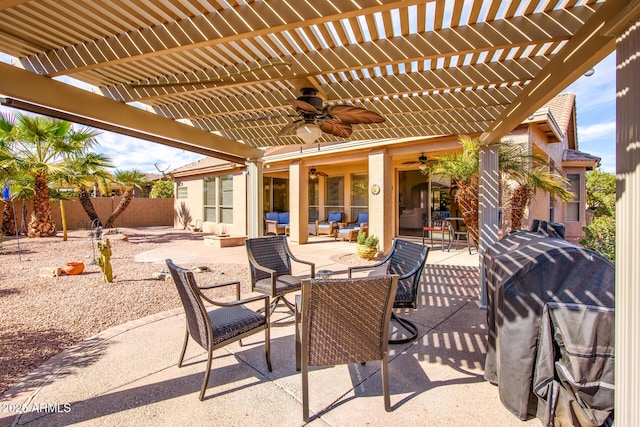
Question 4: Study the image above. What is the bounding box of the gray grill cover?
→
[483,231,614,423]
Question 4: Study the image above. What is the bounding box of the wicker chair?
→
[245,235,315,314]
[315,211,344,236]
[295,275,399,421]
[165,259,272,401]
[348,239,429,344]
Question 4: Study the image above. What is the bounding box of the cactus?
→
[96,238,113,283]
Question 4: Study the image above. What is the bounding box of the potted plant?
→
[356,231,379,260]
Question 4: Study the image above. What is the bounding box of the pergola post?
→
[615,17,640,425]
[368,149,393,252]
[478,144,501,309]
[289,162,309,244]
[246,159,263,238]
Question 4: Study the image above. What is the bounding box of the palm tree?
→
[0,113,100,237]
[1,147,18,235]
[427,136,573,245]
[507,170,573,231]
[427,136,481,246]
[105,170,148,228]
[5,174,35,236]
[60,153,114,227]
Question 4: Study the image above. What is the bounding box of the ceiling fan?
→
[246,87,385,143]
[309,167,328,179]
[402,153,430,172]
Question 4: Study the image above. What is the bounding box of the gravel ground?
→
[0,227,250,396]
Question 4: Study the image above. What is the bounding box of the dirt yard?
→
[0,227,250,396]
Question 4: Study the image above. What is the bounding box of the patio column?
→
[246,159,263,238]
[289,162,309,244]
[478,144,500,309]
[615,16,640,425]
[368,149,393,252]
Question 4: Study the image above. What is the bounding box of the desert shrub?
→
[580,215,615,262]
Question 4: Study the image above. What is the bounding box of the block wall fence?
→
[6,197,174,230]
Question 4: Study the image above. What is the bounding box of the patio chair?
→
[422,211,451,249]
[245,235,315,314]
[295,275,399,421]
[348,239,429,344]
[315,211,344,236]
[336,212,368,242]
[447,218,472,254]
[165,259,272,401]
[265,211,289,235]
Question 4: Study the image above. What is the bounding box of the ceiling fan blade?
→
[289,99,322,114]
[327,105,385,124]
[319,120,353,138]
[276,120,304,137]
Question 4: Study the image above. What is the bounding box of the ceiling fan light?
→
[309,167,317,179]
[296,123,322,144]
[418,163,429,172]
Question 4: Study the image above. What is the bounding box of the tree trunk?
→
[28,170,56,237]
[78,187,102,227]
[105,190,133,228]
[20,200,28,235]
[454,175,479,248]
[510,184,533,231]
[1,200,16,235]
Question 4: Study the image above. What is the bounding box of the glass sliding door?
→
[398,170,429,236]
[397,170,453,236]
[324,175,344,220]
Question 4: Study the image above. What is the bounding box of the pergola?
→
[0,0,638,423]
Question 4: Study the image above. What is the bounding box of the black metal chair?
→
[348,239,429,344]
[245,235,315,314]
[447,218,472,254]
[422,211,451,249]
[165,259,272,401]
[295,275,399,421]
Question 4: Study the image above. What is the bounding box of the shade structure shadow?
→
[1,334,108,401]
[12,334,291,426]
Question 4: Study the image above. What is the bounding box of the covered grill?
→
[483,231,614,425]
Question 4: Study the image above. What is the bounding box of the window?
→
[309,178,319,223]
[176,186,188,199]
[350,173,368,219]
[263,177,289,214]
[204,174,234,223]
[325,175,344,218]
[220,174,233,223]
[566,174,581,221]
[272,178,289,212]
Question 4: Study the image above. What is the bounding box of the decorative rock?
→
[39,267,62,278]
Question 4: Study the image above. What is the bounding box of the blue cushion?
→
[266,212,278,221]
[328,211,342,222]
[357,213,368,225]
[278,212,289,225]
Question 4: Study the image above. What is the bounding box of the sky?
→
[1,52,617,174]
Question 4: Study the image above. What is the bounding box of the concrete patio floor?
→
[1,235,542,426]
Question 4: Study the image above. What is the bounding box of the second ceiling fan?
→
[402,153,430,172]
